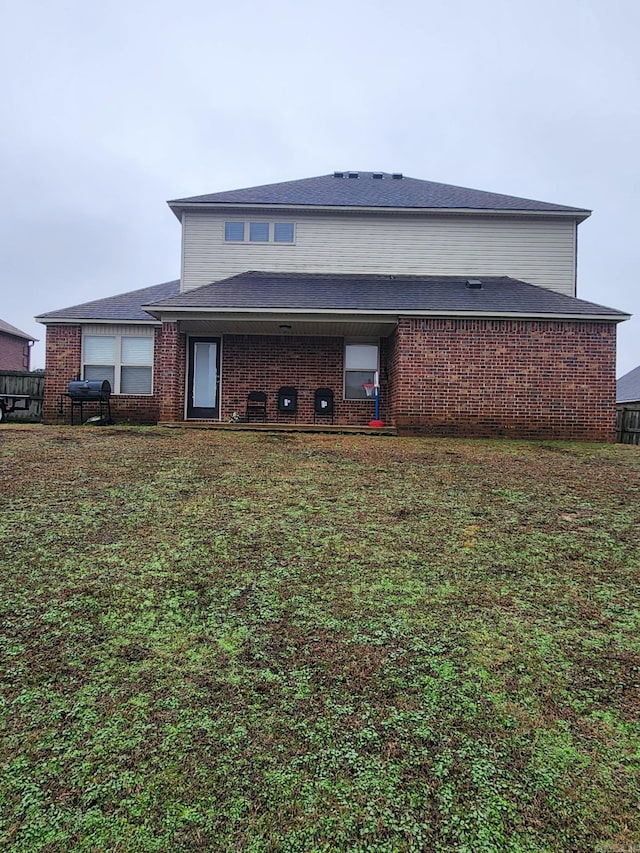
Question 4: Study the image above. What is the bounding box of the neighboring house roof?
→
[617,365,640,402]
[0,319,36,341]
[143,272,628,321]
[168,172,591,219]
[35,280,180,324]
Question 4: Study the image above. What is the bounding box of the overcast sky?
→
[2,0,639,375]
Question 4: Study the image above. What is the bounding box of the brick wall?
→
[43,324,162,425]
[0,332,31,371]
[44,320,619,439]
[389,318,618,440]
[157,322,186,422]
[219,334,387,425]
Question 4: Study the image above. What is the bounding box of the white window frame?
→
[82,329,154,396]
[344,340,379,401]
[223,220,295,244]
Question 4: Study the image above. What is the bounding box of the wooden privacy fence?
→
[616,405,640,445]
[0,370,44,421]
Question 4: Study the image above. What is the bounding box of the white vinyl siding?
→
[181,211,577,296]
[83,325,154,395]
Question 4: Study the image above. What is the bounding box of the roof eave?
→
[0,330,36,341]
[167,200,591,222]
[36,316,162,326]
[141,305,628,323]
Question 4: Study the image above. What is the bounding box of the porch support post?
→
[156,322,186,422]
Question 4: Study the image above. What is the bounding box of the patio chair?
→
[245,390,267,422]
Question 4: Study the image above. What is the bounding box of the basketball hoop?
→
[363,383,375,397]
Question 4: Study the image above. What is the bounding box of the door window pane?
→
[193,342,217,408]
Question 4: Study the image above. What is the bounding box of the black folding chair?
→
[277,386,298,422]
[245,390,267,422]
[313,388,334,424]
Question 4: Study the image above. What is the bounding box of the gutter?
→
[35,317,162,326]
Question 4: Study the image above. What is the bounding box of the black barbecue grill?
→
[60,380,113,425]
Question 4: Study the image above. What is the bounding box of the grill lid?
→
[67,380,111,400]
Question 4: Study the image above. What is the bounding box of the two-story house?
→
[36,172,629,439]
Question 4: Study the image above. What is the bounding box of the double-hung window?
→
[344,342,379,400]
[83,331,154,395]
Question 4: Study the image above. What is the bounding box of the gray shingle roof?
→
[617,365,640,402]
[144,272,627,319]
[36,280,180,323]
[0,319,35,340]
[169,172,590,216]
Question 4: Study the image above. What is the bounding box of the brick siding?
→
[157,322,186,422]
[44,319,618,440]
[389,318,618,440]
[43,324,163,425]
[219,334,386,426]
[0,332,31,371]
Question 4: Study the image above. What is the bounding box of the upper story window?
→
[274,223,294,243]
[224,221,295,243]
[249,222,269,242]
[224,222,245,242]
[83,333,154,395]
[344,341,379,400]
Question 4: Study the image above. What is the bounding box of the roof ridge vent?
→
[333,171,344,178]
[372,172,384,179]
[348,172,359,178]
[466,279,483,289]
[392,173,403,179]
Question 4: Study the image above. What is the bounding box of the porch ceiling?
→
[178,316,398,337]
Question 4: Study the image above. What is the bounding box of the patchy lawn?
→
[1,425,639,852]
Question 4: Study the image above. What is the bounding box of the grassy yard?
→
[0,425,639,852]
